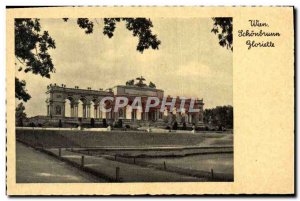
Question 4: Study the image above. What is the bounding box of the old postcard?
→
[6,6,294,195]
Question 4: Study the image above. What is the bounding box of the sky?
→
[16,18,233,117]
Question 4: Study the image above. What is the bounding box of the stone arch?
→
[64,97,73,117]
[95,98,101,119]
[126,105,132,119]
[91,98,100,118]
[78,97,87,118]
[103,98,113,119]
[136,105,142,120]
[90,101,96,118]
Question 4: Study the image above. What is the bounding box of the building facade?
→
[28,81,204,128]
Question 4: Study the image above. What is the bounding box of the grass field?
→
[16,129,233,148]
[16,129,234,182]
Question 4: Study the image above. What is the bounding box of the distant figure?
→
[107,125,111,131]
[192,124,196,134]
[147,126,152,133]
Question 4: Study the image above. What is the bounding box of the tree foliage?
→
[211,18,233,51]
[203,105,233,129]
[16,102,27,126]
[15,18,56,77]
[15,77,31,102]
[15,18,56,102]
[73,18,161,53]
[77,18,94,34]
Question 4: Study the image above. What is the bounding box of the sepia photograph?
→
[6,5,294,196]
[14,17,233,183]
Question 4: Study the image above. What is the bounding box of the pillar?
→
[115,109,119,120]
[47,105,50,116]
[131,109,136,120]
[86,104,91,118]
[74,102,78,117]
[98,105,103,119]
[94,105,98,118]
[70,105,74,117]
[157,109,160,120]
[82,105,86,118]
[144,112,148,121]
[123,107,126,119]
[106,111,112,119]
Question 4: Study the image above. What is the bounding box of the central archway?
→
[64,97,73,117]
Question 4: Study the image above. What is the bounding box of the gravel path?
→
[16,142,104,183]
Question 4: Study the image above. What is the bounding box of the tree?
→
[149,81,156,88]
[203,105,233,129]
[211,18,233,51]
[16,102,27,126]
[63,18,161,53]
[15,18,56,102]
[15,18,161,102]
[15,78,31,102]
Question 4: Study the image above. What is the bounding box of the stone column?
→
[82,104,86,118]
[98,105,102,119]
[106,111,112,119]
[131,109,136,120]
[115,109,119,121]
[74,102,78,117]
[47,105,50,116]
[70,105,73,117]
[86,104,91,118]
[123,107,126,119]
[157,109,161,120]
[94,105,98,118]
[157,110,160,120]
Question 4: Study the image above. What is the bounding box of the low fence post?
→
[164,161,166,170]
[116,167,120,182]
[81,155,85,167]
[58,148,61,157]
[211,169,214,180]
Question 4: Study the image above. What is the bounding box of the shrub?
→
[102,119,107,127]
[117,119,123,128]
[90,118,95,127]
[172,121,178,130]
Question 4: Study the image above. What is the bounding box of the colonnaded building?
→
[27,77,205,128]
